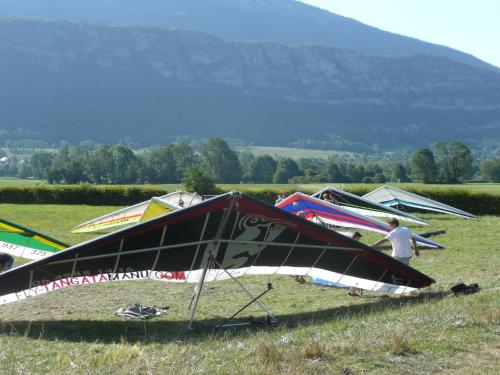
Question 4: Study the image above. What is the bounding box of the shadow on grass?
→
[0,290,449,344]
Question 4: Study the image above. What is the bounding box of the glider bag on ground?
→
[0,218,68,259]
[312,187,428,225]
[0,192,434,306]
[72,190,202,233]
[276,193,444,249]
[363,186,475,219]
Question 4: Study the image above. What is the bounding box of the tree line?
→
[0,138,498,184]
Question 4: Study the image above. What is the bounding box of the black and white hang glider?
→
[0,192,434,311]
[312,186,429,225]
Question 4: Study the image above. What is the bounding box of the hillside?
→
[0,0,496,71]
[0,17,499,149]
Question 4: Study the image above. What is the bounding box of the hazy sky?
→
[300,0,500,68]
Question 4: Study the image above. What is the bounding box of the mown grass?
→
[0,205,498,374]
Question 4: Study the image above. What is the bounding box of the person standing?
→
[348,231,363,296]
[321,191,338,205]
[0,252,14,273]
[370,218,419,265]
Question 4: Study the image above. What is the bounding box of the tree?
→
[166,143,197,182]
[345,164,365,183]
[273,157,301,183]
[411,148,438,183]
[325,160,344,182]
[199,138,242,183]
[434,141,474,183]
[48,146,87,184]
[391,163,410,182]
[183,166,218,195]
[111,145,141,184]
[480,159,500,182]
[85,145,114,184]
[145,146,177,183]
[373,173,387,183]
[238,151,255,182]
[297,158,325,182]
[29,151,54,179]
[248,155,277,183]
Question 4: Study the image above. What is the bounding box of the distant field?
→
[0,177,46,186]
[0,205,498,374]
[237,146,358,159]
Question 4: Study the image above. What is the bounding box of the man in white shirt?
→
[370,218,419,265]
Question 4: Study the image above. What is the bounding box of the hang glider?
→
[0,192,435,307]
[0,218,68,260]
[312,187,428,225]
[276,193,444,249]
[363,186,475,219]
[72,190,202,233]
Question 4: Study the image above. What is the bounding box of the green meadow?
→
[236,146,358,160]
[0,203,498,374]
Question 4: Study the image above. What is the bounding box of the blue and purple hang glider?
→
[276,192,444,249]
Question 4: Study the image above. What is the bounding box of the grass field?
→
[0,177,46,186]
[0,204,498,374]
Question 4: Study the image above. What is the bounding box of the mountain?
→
[0,0,496,72]
[1,17,499,150]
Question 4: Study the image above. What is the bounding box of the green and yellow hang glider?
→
[0,218,68,260]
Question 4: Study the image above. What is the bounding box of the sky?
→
[300,0,500,68]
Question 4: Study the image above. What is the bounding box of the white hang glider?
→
[363,186,475,219]
[72,190,202,233]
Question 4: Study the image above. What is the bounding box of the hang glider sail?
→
[276,193,444,249]
[363,186,475,219]
[72,190,202,233]
[0,192,435,306]
[0,218,68,260]
[312,187,428,225]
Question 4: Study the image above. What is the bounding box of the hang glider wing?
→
[0,192,435,306]
[276,193,444,249]
[139,197,179,223]
[312,187,428,225]
[72,190,202,233]
[363,186,475,219]
[0,218,68,260]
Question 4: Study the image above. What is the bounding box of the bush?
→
[0,185,168,206]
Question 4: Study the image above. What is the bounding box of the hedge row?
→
[0,185,498,216]
[0,185,168,206]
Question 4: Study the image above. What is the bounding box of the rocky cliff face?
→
[0,0,496,72]
[0,18,499,148]
[2,18,499,108]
